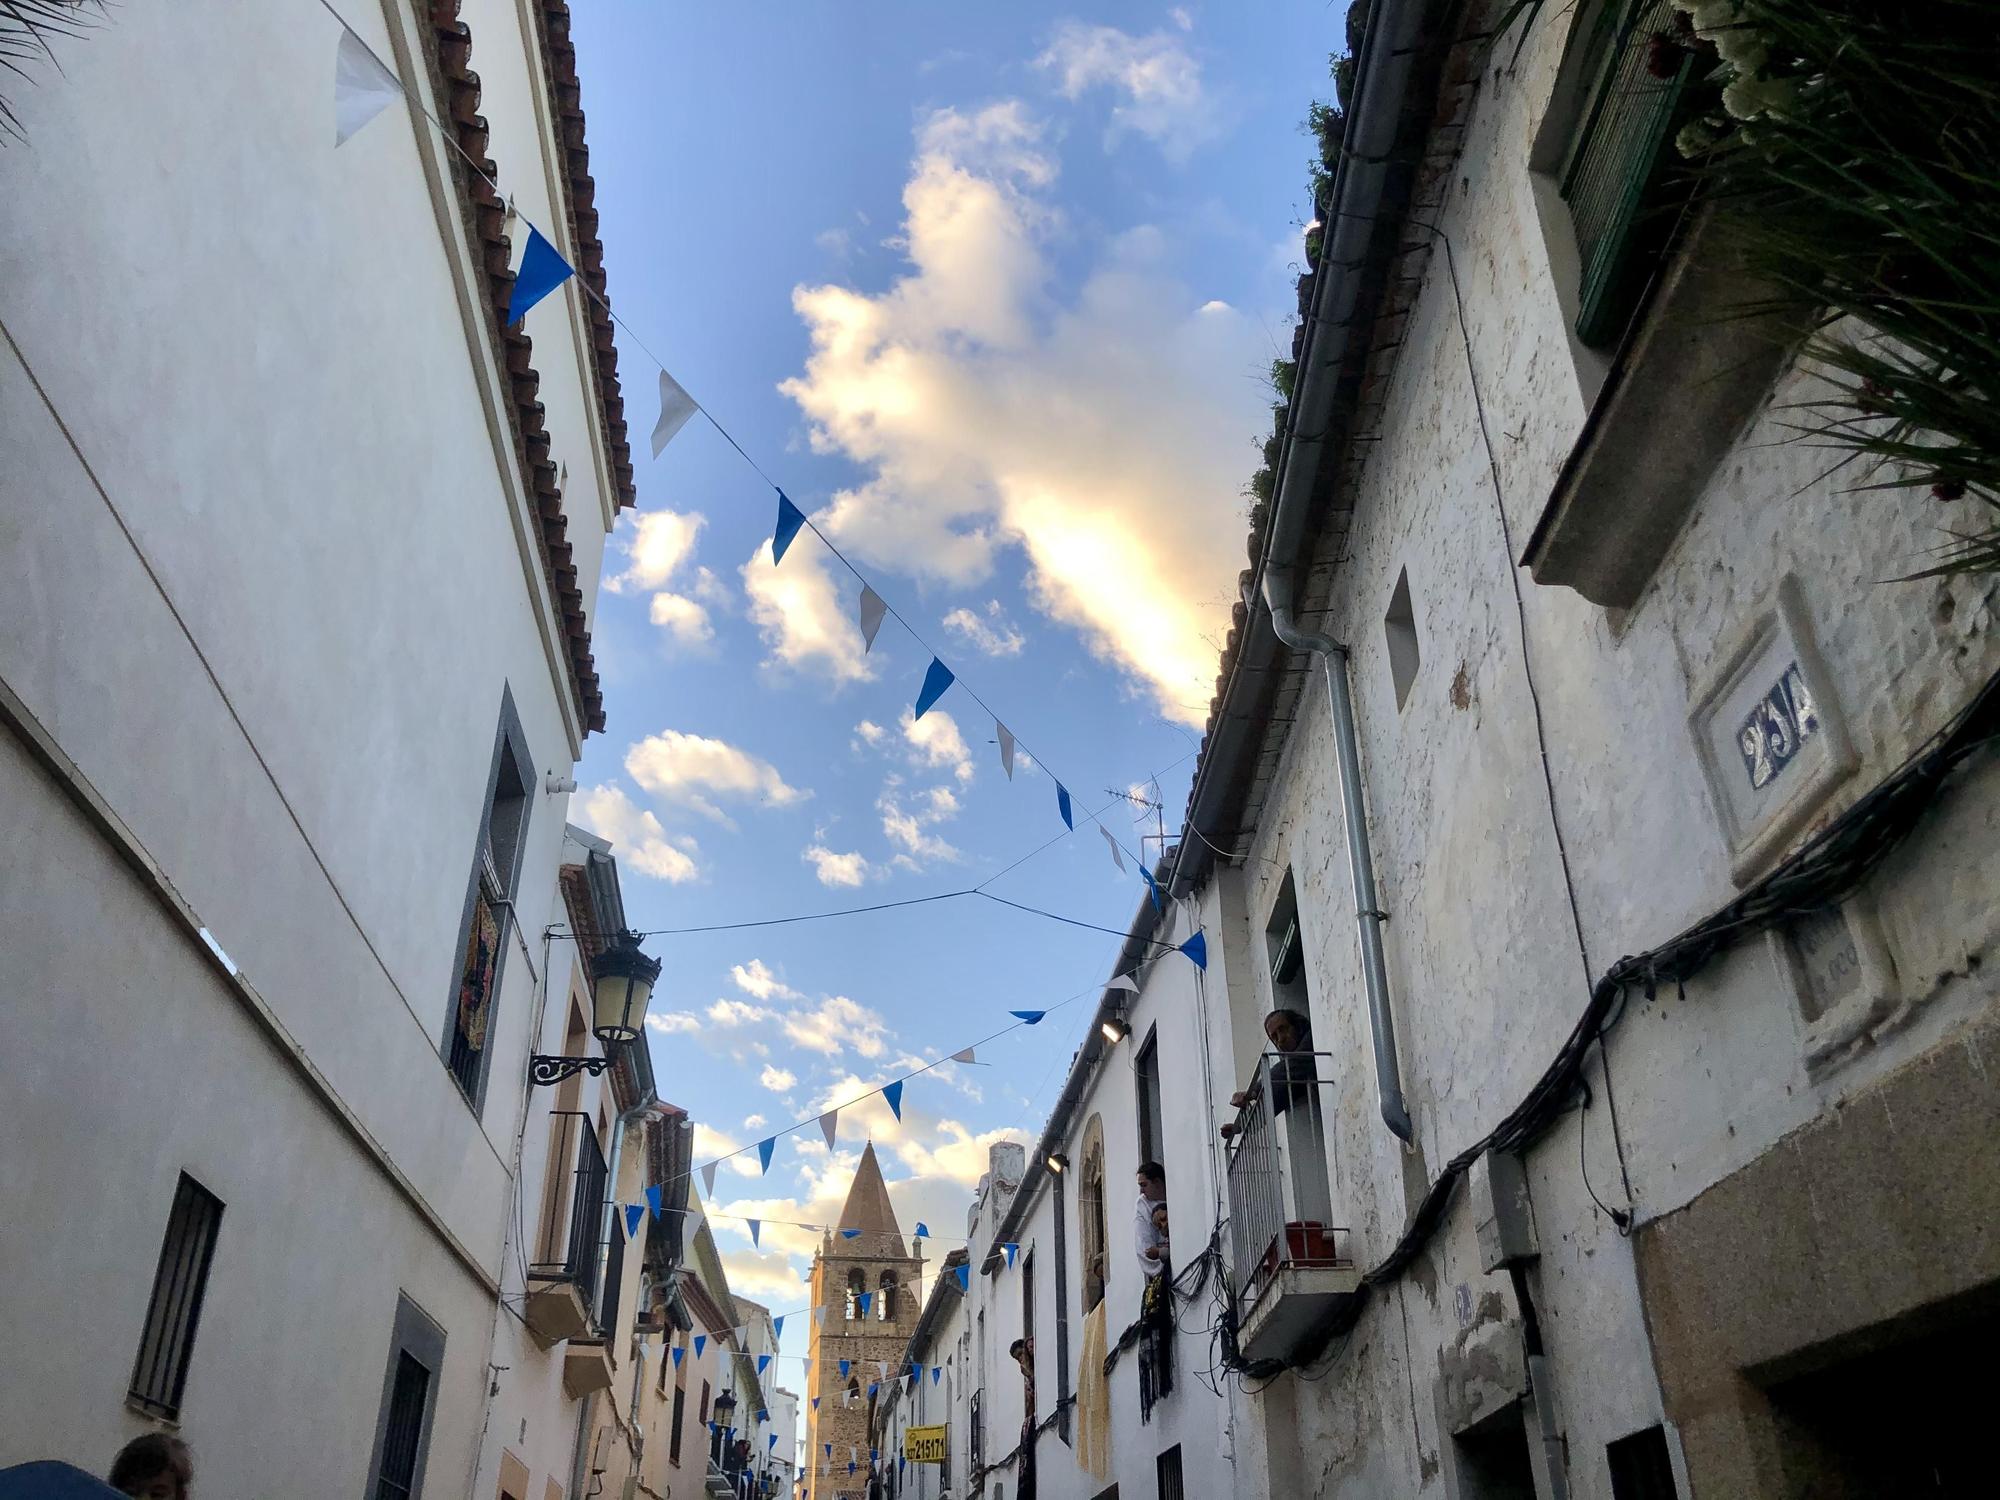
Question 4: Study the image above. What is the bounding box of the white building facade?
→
[889,2,2000,1497]
[0,1,643,1495]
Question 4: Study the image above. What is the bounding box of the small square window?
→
[1385,568,1420,711]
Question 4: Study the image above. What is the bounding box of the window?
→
[847,1266,866,1320]
[1021,1250,1037,1424]
[445,691,533,1107]
[1385,568,1420,711]
[366,1295,446,1500]
[1606,1424,1677,1499]
[879,1270,899,1322]
[1134,1029,1164,1169]
[1451,1400,1537,1500]
[1078,1116,1108,1312]
[1265,873,1308,1011]
[1156,1446,1185,1500]
[668,1379,687,1465]
[699,1379,710,1424]
[128,1172,224,1419]
[1052,1176,1073,1443]
[1553,0,1696,349]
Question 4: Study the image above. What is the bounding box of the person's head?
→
[1264,1008,1310,1052]
[1151,1202,1169,1232]
[1009,1337,1026,1364]
[1136,1161,1165,1201]
[110,1434,192,1500]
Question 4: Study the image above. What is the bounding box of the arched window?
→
[846,1267,866,1321]
[878,1270,898,1322]
[1078,1114,1108,1312]
[847,1376,861,1409]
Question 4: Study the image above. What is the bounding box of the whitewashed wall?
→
[0,0,620,1490]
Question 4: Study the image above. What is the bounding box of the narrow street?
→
[3,3,1996,1499]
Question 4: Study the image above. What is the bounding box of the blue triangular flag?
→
[933,1365,943,1385]
[748,1218,761,1247]
[774,1315,785,1339]
[858,1291,873,1316]
[758,1354,771,1375]
[1180,930,1208,970]
[757,1408,769,1423]
[695,1334,707,1358]
[812,1397,820,1411]
[954,1265,970,1291]
[825,1443,833,1458]
[882,1080,903,1120]
[868,1383,879,1399]
[1003,1242,1018,1268]
[841,1228,862,1240]
[1056,783,1073,830]
[770,1434,779,1452]
[870,1448,879,1462]
[914,657,955,719]
[671,1345,685,1368]
[1142,864,1163,913]
[1010,1009,1045,1025]
[772,491,807,564]
[839,1359,851,1378]
[623,1203,645,1238]
[645,1183,664,1218]
[914,1222,929,1239]
[507,225,574,325]
[757,1136,776,1174]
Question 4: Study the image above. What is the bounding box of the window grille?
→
[373,1351,431,1500]
[1156,1445,1186,1500]
[128,1172,223,1419]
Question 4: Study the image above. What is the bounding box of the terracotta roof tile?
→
[424,1,606,734]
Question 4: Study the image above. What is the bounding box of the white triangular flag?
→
[1099,825,1126,872]
[952,1047,976,1064]
[858,586,888,653]
[651,369,698,457]
[1107,971,1139,995]
[334,25,403,146]
[995,720,1015,780]
[702,1161,718,1196]
[877,1361,889,1380]
[820,1110,839,1149]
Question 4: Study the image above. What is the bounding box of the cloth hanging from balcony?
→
[1075,1301,1110,1479]
[1137,1262,1175,1420]
[456,891,500,1050]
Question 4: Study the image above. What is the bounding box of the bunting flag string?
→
[996,720,1016,780]
[881,1080,903,1121]
[1056,783,1074,831]
[756,1136,776,1175]
[622,1204,645,1239]
[913,657,955,720]
[772,492,807,565]
[332,23,402,145]
[951,1047,976,1064]
[747,1218,761,1248]
[1100,824,1125,872]
[858,585,888,653]
[506,226,574,326]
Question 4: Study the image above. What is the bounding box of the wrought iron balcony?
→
[524,1110,610,1346]
[1224,1051,1357,1363]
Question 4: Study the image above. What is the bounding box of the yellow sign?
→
[903,1425,947,1464]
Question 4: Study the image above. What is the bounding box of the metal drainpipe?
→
[1261,565,1415,1143]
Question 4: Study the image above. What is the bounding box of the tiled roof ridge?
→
[425,0,607,734]
[528,0,637,510]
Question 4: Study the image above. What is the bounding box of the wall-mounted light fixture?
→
[1046,1152,1069,1174]
[529,929,662,1086]
[1099,1016,1130,1044]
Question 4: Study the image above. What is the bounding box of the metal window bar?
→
[128,1173,224,1419]
[1224,1053,1349,1323]
[1156,1444,1186,1500]
[969,1388,985,1470]
[1559,0,1692,346]
[373,1349,432,1500]
[597,1201,626,1337]
[529,1111,609,1314]
[445,868,503,1099]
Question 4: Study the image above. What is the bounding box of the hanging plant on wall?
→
[1597,0,2000,574]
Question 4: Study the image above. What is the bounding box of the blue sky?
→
[562,0,1337,1404]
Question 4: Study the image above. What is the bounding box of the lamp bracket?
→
[529,1054,613,1088]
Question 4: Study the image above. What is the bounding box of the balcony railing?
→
[530,1110,609,1326]
[1225,1052,1353,1341]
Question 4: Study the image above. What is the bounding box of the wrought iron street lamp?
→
[529,929,662,1087]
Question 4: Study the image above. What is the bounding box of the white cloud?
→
[804,842,872,888]
[732,959,803,1002]
[783,995,891,1059]
[744,1113,768,1129]
[608,509,705,593]
[707,998,773,1028]
[854,719,887,746]
[625,730,809,827]
[760,1064,798,1092]
[815,226,854,260]
[571,784,700,883]
[646,1011,702,1035]
[899,706,975,784]
[741,540,874,686]
[780,103,1261,725]
[1170,6,1194,30]
[942,600,1025,657]
[1036,21,1216,159]
[877,775,963,868]
[648,591,714,645]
